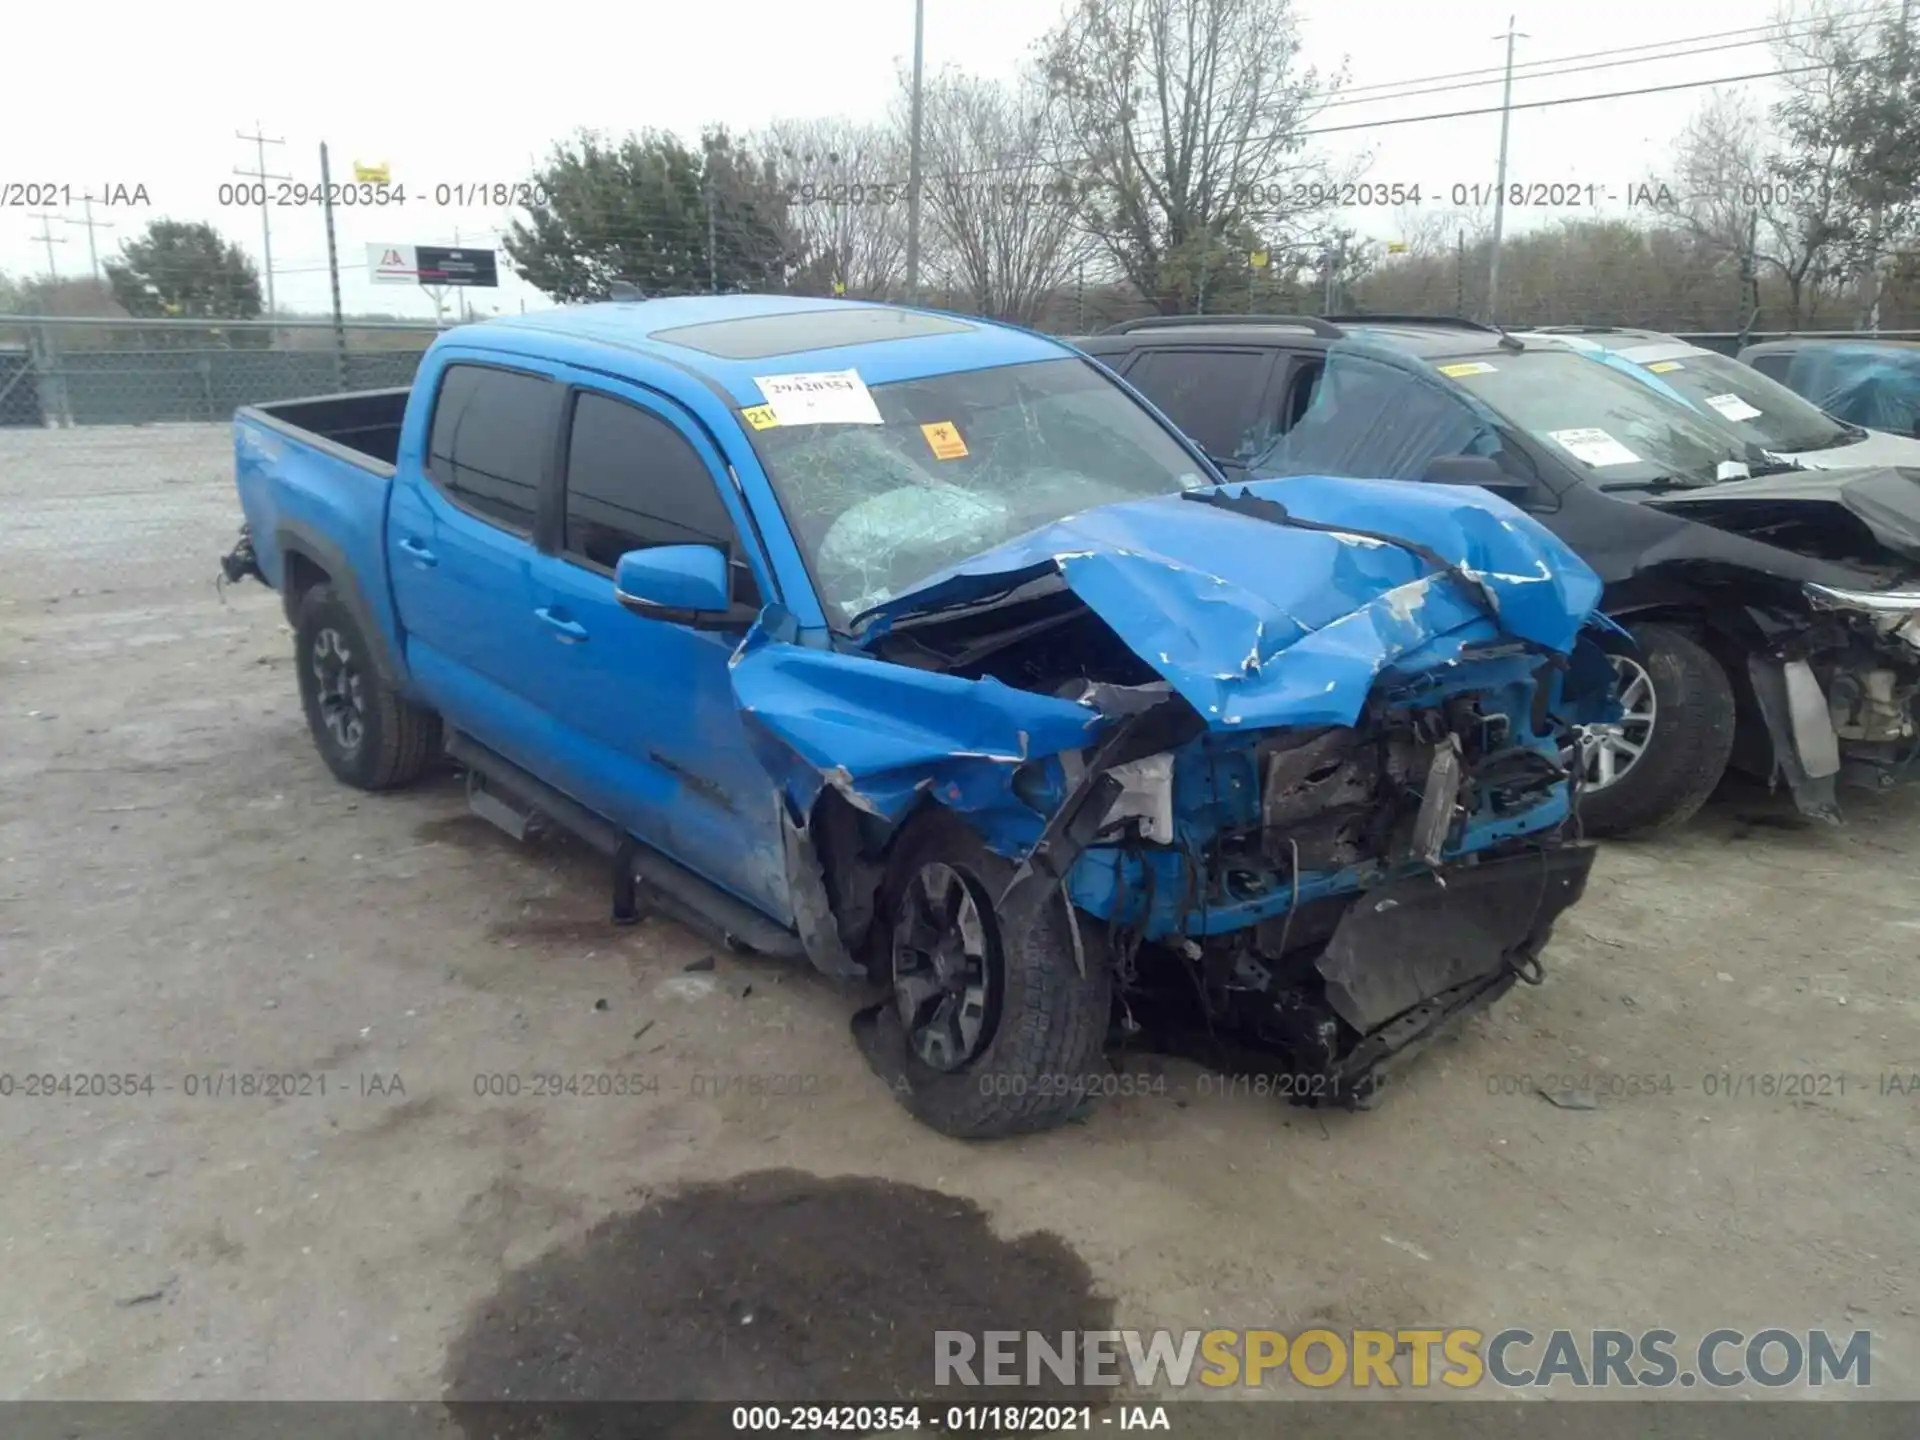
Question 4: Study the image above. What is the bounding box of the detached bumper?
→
[1313,843,1597,1096]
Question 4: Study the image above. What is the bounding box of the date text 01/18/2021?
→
[728,1404,1171,1432]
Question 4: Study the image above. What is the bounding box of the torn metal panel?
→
[729,622,1102,840]
[1747,656,1842,821]
[778,802,870,980]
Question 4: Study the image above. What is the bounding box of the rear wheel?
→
[294,582,441,791]
[1574,622,1734,837]
[867,810,1111,1139]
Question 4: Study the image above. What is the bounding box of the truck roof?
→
[462,295,1071,404]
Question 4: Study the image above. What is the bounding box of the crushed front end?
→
[1011,635,1599,1102]
[1757,583,1920,815]
[734,475,1615,1116]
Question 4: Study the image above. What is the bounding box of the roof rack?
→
[1321,313,1502,332]
[1526,324,1628,335]
[1099,313,1347,339]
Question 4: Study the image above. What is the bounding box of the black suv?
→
[1069,314,1920,837]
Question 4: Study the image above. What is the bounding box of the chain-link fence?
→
[0,316,443,602]
[5,307,1918,606]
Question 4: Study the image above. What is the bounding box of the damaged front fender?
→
[729,622,1106,844]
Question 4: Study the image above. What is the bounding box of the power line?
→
[901,6,1889,187]
[1297,62,1830,140]
[1331,9,1885,101]
[1317,13,1885,112]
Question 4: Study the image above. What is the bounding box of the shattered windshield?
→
[1438,349,1742,489]
[741,357,1214,619]
[1609,345,1855,453]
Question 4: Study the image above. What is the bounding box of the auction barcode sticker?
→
[1704,392,1764,422]
[752,370,884,426]
[1547,428,1642,467]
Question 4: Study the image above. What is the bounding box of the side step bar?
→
[446,729,806,960]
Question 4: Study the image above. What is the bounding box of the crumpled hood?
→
[850,474,1605,731]
[1645,464,1920,565]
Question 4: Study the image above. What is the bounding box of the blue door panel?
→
[523,549,789,918]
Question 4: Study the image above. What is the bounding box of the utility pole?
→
[705,173,718,295]
[64,196,115,281]
[27,213,67,280]
[235,123,290,326]
[318,143,347,391]
[1486,16,1527,323]
[904,0,926,303]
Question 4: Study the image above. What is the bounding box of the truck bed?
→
[248,388,410,470]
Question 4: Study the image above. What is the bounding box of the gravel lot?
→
[3,425,1918,1417]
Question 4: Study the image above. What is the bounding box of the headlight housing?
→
[1804,582,1920,647]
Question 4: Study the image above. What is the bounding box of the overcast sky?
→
[0,0,1825,321]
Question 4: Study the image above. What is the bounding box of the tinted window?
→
[1125,349,1275,463]
[426,364,557,531]
[563,393,740,571]
[1255,352,1509,482]
[1747,352,1794,383]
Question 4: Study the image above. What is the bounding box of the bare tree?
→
[1040,0,1341,312]
[1659,78,1850,326]
[907,70,1090,324]
[757,117,909,300]
[1770,0,1920,325]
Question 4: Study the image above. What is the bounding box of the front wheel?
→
[864,810,1111,1139]
[1574,621,1735,838]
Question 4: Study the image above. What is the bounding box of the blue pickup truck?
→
[220,294,1614,1138]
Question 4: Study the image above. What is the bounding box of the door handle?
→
[534,607,589,643]
[398,536,437,568]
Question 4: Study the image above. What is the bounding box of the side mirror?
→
[614,545,742,629]
[1422,453,1533,503]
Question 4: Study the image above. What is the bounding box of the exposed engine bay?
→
[1636,469,1920,816]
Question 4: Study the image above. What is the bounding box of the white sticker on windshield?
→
[1546,427,1642,468]
[752,370,884,426]
[1704,392,1764,422]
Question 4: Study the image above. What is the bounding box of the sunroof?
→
[648,307,976,359]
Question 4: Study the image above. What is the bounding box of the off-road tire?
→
[1578,621,1734,838]
[293,582,441,791]
[870,809,1112,1139]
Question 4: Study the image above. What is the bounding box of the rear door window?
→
[1122,348,1278,464]
[1746,352,1794,383]
[425,364,560,533]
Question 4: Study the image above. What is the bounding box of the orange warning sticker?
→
[921,421,968,459]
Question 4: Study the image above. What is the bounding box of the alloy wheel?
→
[1577,655,1655,792]
[890,861,995,1072]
